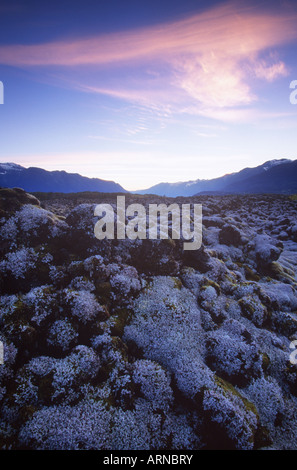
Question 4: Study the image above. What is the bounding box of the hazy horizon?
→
[1,0,297,191]
[1,157,295,192]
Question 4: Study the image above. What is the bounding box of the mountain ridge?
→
[0,158,296,196]
[0,163,127,194]
[134,158,296,196]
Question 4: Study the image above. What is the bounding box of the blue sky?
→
[0,0,297,190]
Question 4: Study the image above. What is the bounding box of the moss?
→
[163,298,177,312]
[200,375,262,450]
[172,277,182,290]
[239,296,268,326]
[214,375,259,418]
[102,392,117,410]
[8,297,31,323]
[224,274,238,287]
[164,238,176,248]
[0,188,40,214]
[21,326,37,348]
[67,260,85,278]
[215,376,271,449]
[37,372,55,405]
[202,278,221,295]
[260,353,270,372]
[110,336,129,359]
[254,425,273,449]
[95,281,112,305]
[244,265,260,282]
[2,298,35,343]
[110,308,131,337]
[19,405,38,422]
[267,262,296,284]
[238,298,256,318]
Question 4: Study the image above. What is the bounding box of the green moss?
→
[244,265,260,282]
[201,375,263,450]
[163,298,177,312]
[110,308,131,337]
[238,298,256,318]
[201,278,221,295]
[260,353,270,372]
[267,262,296,284]
[164,238,176,248]
[214,375,259,418]
[38,372,54,405]
[95,281,112,305]
[254,425,273,449]
[172,277,182,290]
[3,297,31,332]
[19,405,38,422]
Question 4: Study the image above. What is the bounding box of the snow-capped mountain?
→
[135,159,297,196]
[0,163,127,194]
[0,163,23,174]
[262,159,292,171]
[0,159,296,196]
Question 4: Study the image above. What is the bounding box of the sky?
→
[0,0,297,191]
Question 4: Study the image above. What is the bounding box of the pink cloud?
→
[253,60,288,81]
[1,1,296,118]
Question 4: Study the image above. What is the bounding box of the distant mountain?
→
[135,159,297,196]
[1,159,296,197]
[0,163,127,193]
[214,159,297,195]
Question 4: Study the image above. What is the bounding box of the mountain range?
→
[0,159,296,196]
[0,163,126,194]
[135,158,297,196]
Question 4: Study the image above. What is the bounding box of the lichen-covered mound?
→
[1,188,297,450]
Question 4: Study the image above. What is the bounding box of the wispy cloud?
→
[252,58,288,82]
[1,1,296,120]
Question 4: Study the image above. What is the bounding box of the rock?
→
[182,244,212,272]
[248,233,282,269]
[201,376,261,450]
[128,239,182,275]
[238,294,269,327]
[0,187,40,216]
[219,224,243,247]
[1,192,297,450]
[205,320,263,386]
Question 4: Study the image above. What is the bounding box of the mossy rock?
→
[0,188,40,215]
[266,262,296,284]
[201,375,268,450]
[38,372,55,405]
[95,281,112,305]
[110,308,132,337]
[260,352,270,372]
[271,311,297,337]
[238,295,268,328]
[244,265,260,282]
[201,278,221,295]
[214,375,258,416]
[172,277,183,290]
